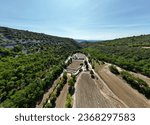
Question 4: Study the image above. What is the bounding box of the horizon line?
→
[1,25,150,41]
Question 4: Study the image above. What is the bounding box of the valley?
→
[0,26,150,108]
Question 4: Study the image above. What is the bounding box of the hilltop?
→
[0,26,80,51]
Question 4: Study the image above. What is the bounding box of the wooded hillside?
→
[82,35,150,77]
[0,26,80,107]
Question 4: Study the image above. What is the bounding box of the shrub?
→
[68,79,74,87]
[91,74,95,79]
[84,60,89,71]
[72,75,76,82]
[90,70,95,79]
[55,84,62,97]
[80,63,83,66]
[120,71,150,99]
[109,65,120,75]
[92,64,95,69]
[50,93,57,107]
[44,102,52,108]
[68,86,75,95]
[65,94,73,108]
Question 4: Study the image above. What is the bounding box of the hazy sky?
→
[0,0,150,40]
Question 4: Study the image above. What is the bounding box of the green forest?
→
[0,27,79,107]
[82,35,150,77]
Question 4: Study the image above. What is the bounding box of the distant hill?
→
[98,35,150,47]
[75,39,102,43]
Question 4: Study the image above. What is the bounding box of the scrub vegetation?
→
[0,26,79,107]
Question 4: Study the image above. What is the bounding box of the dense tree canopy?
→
[0,26,80,107]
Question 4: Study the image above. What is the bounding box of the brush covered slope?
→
[0,26,80,107]
[82,35,150,77]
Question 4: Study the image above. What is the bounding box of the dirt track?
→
[74,62,150,108]
[55,84,68,108]
[96,64,150,108]
[74,72,127,108]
